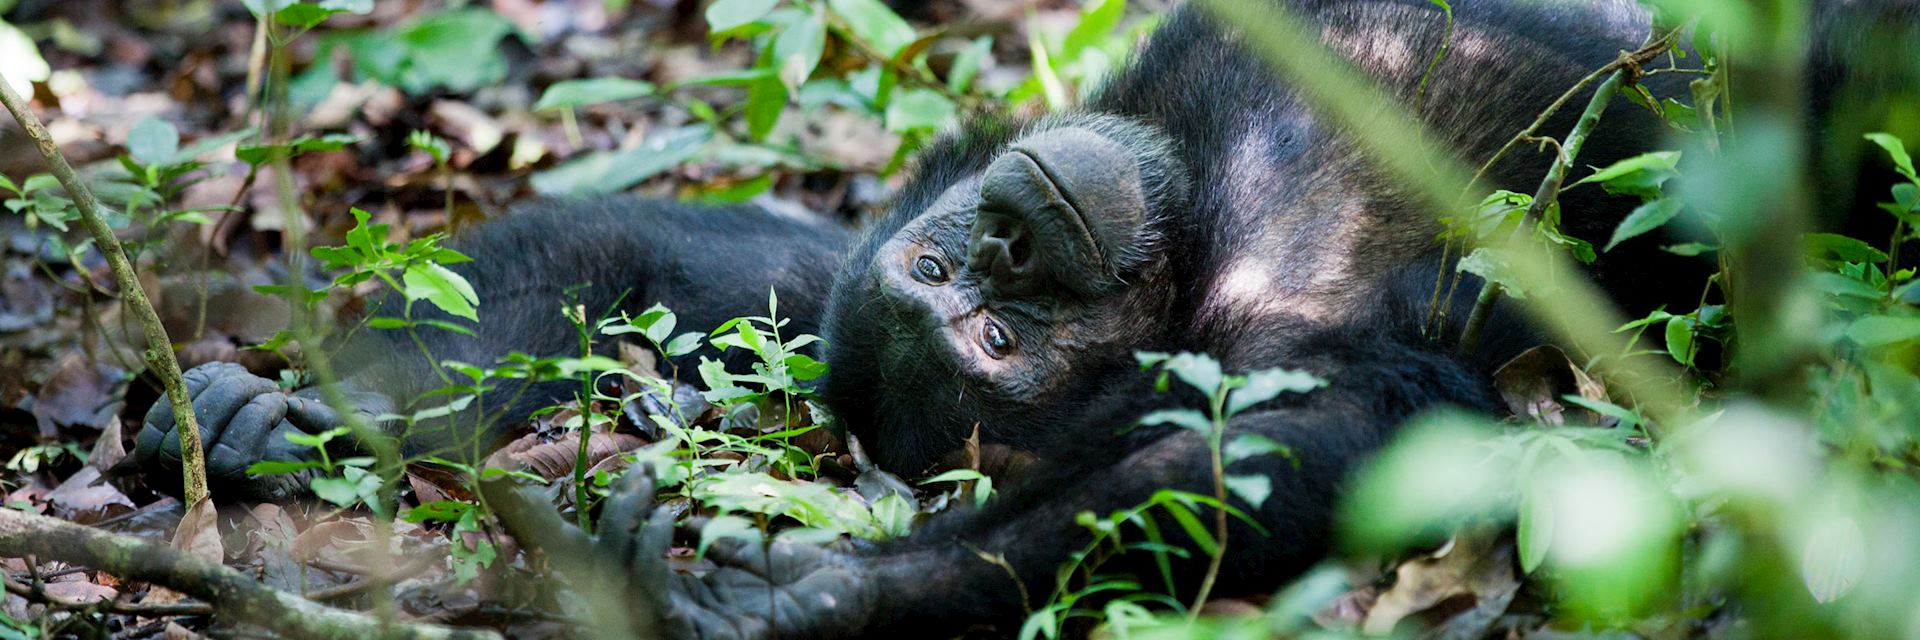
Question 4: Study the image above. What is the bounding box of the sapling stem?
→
[0,73,213,507]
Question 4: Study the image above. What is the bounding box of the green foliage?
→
[1007,0,1145,109]
[700,288,829,404]
[247,427,385,512]
[322,9,519,95]
[532,78,658,111]
[299,208,477,321]
[0,20,47,99]
[1014,352,1321,638]
[5,442,84,474]
[530,125,713,195]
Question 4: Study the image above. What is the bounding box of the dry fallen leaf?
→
[482,431,643,482]
[1491,346,1613,427]
[31,353,122,436]
[172,498,225,563]
[44,579,117,603]
[1361,525,1520,637]
[46,467,134,524]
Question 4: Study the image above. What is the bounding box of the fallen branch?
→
[0,73,212,507]
[0,508,502,640]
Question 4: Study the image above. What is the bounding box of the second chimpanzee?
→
[133,0,1908,636]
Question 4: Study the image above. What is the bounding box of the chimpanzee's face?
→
[820,116,1188,474]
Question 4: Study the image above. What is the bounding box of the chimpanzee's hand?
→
[485,469,878,640]
[134,362,387,501]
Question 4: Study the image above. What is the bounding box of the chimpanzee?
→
[131,0,1912,636]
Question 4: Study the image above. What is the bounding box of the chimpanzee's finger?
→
[282,396,345,434]
[595,466,657,560]
[136,363,250,463]
[634,505,677,617]
[480,477,593,558]
[206,393,289,480]
[158,371,278,466]
[702,535,768,573]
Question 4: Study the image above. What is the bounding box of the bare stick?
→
[0,74,212,507]
[0,508,501,640]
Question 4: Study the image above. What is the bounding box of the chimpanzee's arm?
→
[508,330,1494,638]
[135,198,849,499]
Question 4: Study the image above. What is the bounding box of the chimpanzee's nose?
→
[968,211,1037,293]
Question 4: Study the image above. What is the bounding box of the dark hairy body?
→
[133,0,1914,636]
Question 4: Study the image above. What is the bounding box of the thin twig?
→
[1457,67,1635,352]
[0,73,213,507]
[4,572,215,616]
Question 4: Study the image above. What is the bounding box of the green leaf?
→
[167,127,259,166]
[284,426,351,448]
[1162,352,1223,393]
[1517,488,1553,574]
[1226,367,1325,415]
[1865,132,1917,181]
[127,117,180,167]
[884,88,955,133]
[0,21,50,96]
[920,469,988,484]
[533,77,657,111]
[688,174,775,205]
[1604,197,1684,252]
[235,133,359,166]
[1139,408,1212,434]
[664,332,705,357]
[782,353,829,381]
[827,0,918,58]
[1224,474,1271,509]
[1663,316,1695,367]
[1811,272,1884,300]
[531,125,712,195]
[1844,315,1920,347]
[1801,516,1866,604]
[870,493,916,538]
[947,36,993,93]
[276,2,346,28]
[246,460,325,476]
[1061,0,1125,60]
[744,71,787,142]
[403,263,480,321]
[773,15,826,92]
[310,476,360,506]
[706,0,780,34]
[1457,247,1529,299]
[1662,242,1716,256]
[1155,500,1217,555]
[1224,434,1294,465]
[1803,232,1890,264]
[675,68,778,87]
[1569,151,1681,188]
[403,500,476,524]
[392,9,517,94]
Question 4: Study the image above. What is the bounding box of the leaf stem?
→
[1188,387,1230,616]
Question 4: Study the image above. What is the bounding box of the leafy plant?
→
[246,427,383,511]
[1019,352,1321,639]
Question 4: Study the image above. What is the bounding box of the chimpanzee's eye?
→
[980,317,1014,359]
[913,255,950,284]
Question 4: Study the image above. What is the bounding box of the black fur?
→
[134,0,1906,634]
